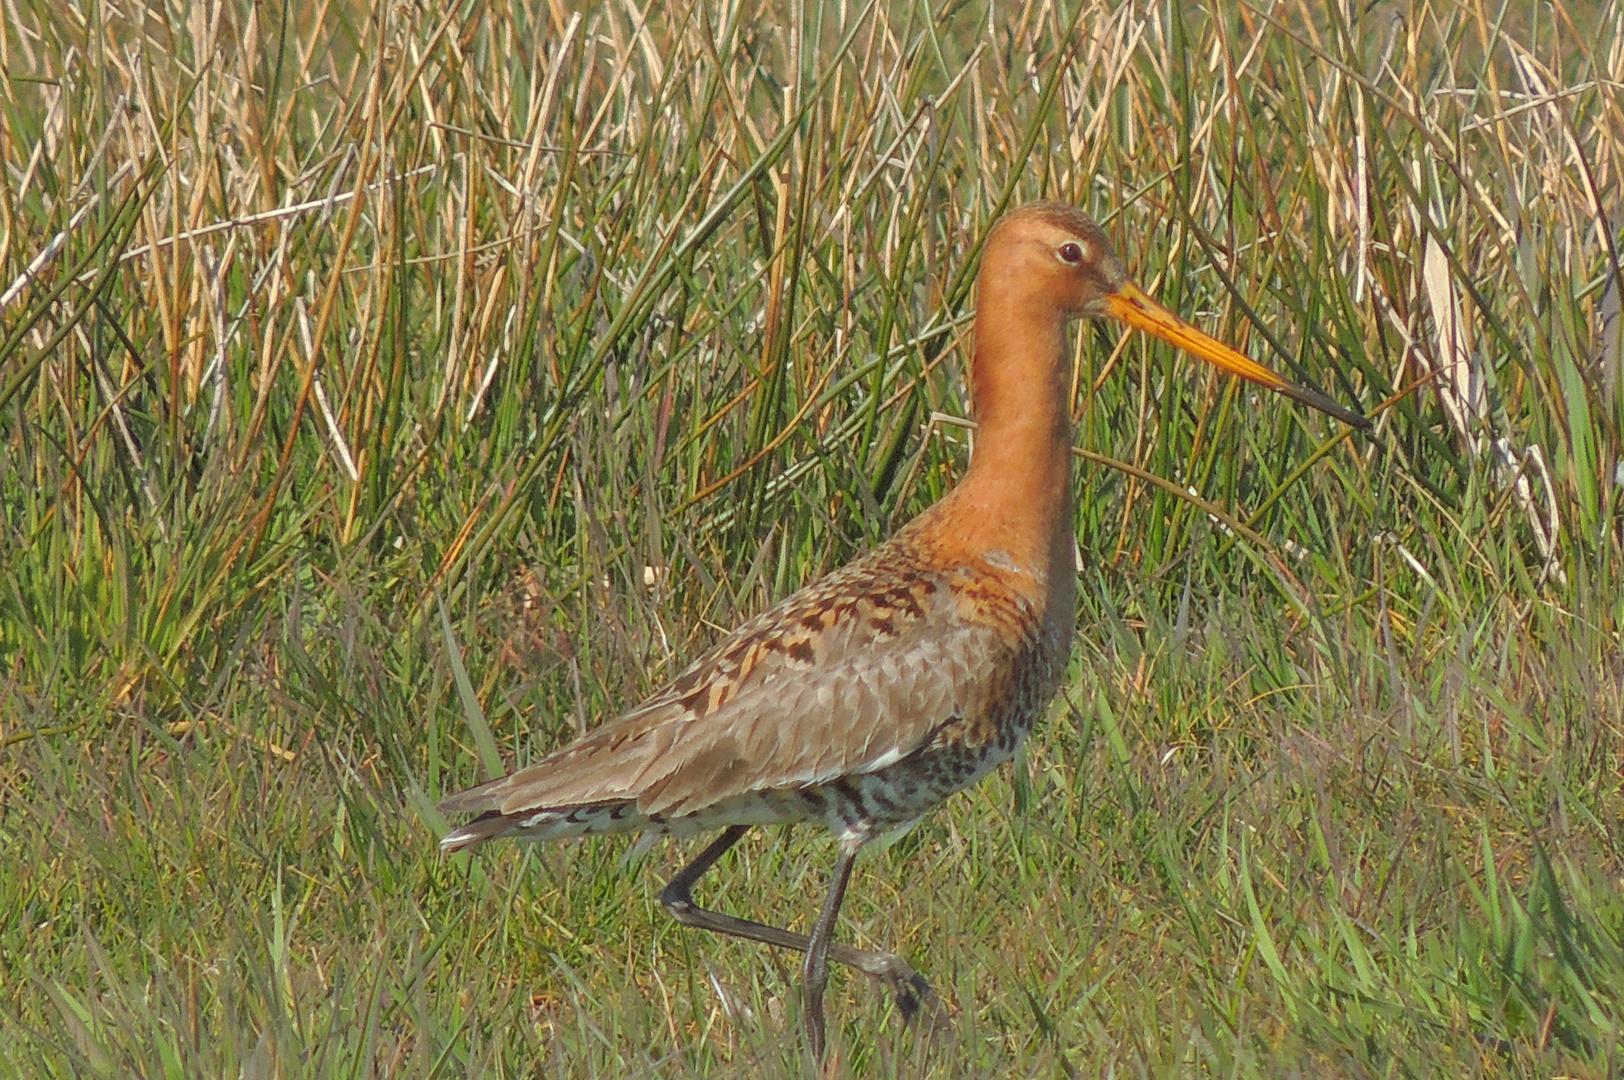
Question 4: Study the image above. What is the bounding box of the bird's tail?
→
[439,811,516,852]
[440,799,649,852]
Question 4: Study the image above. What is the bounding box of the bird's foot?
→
[842,950,948,1035]
[891,970,935,1021]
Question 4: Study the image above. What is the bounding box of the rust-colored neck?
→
[921,266,1076,594]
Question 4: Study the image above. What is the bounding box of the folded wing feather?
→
[438,547,1011,823]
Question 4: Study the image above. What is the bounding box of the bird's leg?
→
[658,827,935,1022]
[801,839,857,1061]
[660,825,751,906]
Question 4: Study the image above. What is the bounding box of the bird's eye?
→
[1058,242,1084,264]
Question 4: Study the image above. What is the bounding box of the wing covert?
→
[440,542,1023,822]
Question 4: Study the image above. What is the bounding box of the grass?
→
[2,0,1622,1075]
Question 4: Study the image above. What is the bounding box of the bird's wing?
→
[439,542,1028,820]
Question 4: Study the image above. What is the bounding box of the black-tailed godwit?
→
[440,202,1368,1060]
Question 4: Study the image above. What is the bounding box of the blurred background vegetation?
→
[1,0,1621,1075]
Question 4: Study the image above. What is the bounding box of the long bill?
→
[1100,281,1371,430]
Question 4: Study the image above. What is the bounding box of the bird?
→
[438,201,1369,1061]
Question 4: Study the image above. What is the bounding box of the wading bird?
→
[439,201,1368,1061]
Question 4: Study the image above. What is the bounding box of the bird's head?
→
[983,204,1131,320]
[982,201,1370,429]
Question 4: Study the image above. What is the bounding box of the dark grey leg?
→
[802,840,857,1061]
[657,827,934,1025]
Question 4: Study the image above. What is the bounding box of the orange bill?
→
[1100,281,1371,430]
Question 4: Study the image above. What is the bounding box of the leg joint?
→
[658,883,696,922]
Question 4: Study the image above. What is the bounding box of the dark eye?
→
[1058,242,1084,264]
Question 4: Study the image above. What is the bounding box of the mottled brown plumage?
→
[440,517,1062,844]
[439,200,1367,1061]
